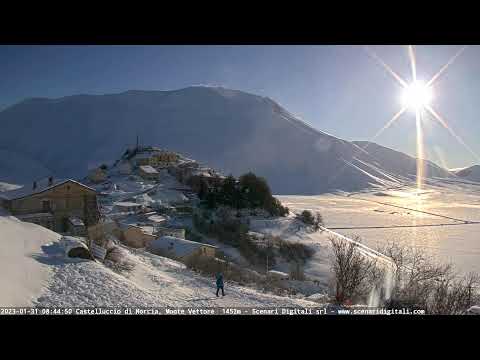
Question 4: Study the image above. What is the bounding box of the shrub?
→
[377,241,480,314]
[297,210,324,231]
[185,253,260,285]
[329,235,377,304]
[289,262,306,281]
[277,240,314,264]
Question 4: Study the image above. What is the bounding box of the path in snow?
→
[35,244,319,308]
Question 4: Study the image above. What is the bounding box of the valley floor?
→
[278,178,480,275]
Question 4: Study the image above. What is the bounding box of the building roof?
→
[68,216,85,226]
[139,165,159,174]
[148,236,217,258]
[114,201,142,208]
[0,179,96,201]
[16,212,54,219]
[132,153,153,160]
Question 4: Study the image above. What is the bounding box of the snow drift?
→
[0,213,61,306]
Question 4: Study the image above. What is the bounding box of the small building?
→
[146,213,168,225]
[138,165,160,181]
[117,223,156,248]
[117,160,133,175]
[155,226,186,239]
[147,236,217,262]
[0,177,99,232]
[67,216,87,236]
[132,153,154,167]
[88,168,108,184]
[151,151,180,168]
[113,201,143,213]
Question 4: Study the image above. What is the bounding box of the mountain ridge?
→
[0,86,454,193]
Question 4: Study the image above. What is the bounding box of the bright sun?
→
[401,80,433,111]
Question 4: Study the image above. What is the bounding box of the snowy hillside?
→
[0,209,319,308]
[451,165,480,182]
[0,213,61,306]
[0,149,52,185]
[0,86,452,194]
[352,141,452,180]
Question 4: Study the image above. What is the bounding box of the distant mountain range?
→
[0,86,456,194]
[450,165,480,182]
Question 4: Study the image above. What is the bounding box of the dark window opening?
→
[42,200,51,212]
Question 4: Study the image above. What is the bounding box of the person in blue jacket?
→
[216,272,225,297]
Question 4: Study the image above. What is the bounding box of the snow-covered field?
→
[277,180,480,275]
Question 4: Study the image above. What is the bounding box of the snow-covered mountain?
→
[451,165,480,182]
[0,149,52,184]
[0,86,452,194]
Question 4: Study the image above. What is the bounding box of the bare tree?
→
[329,235,376,304]
[377,241,480,314]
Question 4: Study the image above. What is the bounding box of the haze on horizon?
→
[0,45,478,169]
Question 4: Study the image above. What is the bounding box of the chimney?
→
[48,176,53,186]
[33,181,37,190]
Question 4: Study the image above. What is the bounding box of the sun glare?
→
[401,80,433,111]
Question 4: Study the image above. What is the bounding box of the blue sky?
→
[0,45,478,168]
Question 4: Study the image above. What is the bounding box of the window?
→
[42,200,51,212]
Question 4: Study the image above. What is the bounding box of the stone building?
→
[0,177,99,233]
[138,165,159,180]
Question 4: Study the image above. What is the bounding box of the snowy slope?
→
[0,213,61,306]
[352,141,452,180]
[0,86,451,194]
[35,247,318,308]
[451,165,480,182]
[0,210,318,307]
[0,149,52,184]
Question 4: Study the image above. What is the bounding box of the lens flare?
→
[401,80,433,112]
[415,109,425,191]
[364,45,472,196]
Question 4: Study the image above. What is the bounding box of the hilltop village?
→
[0,144,322,297]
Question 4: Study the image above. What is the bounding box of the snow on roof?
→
[68,216,85,226]
[247,231,265,238]
[114,201,142,208]
[132,153,153,160]
[139,165,159,174]
[148,236,217,258]
[16,212,54,219]
[0,179,96,201]
[267,270,289,277]
[147,214,167,223]
[192,170,212,177]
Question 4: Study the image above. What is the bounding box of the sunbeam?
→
[425,105,480,163]
[364,46,408,88]
[370,107,406,143]
[415,109,424,191]
[427,46,468,87]
[408,45,417,82]
[365,45,474,192]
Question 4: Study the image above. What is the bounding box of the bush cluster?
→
[190,172,289,217]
